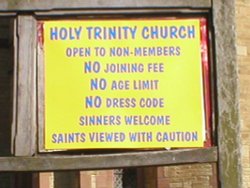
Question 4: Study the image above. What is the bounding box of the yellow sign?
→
[42,19,206,150]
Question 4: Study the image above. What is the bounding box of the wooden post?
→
[213,0,242,187]
[14,15,37,156]
[12,15,37,188]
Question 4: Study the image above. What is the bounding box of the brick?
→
[237,45,248,56]
[169,182,183,188]
[242,167,250,175]
[183,181,192,188]
[196,176,210,182]
[192,184,212,188]
[157,167,165,178]
[164,167,177,178]
[158,179,170,188]
[241,132,250,144]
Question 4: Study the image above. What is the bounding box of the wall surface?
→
[236,0,250,188]
[158,164,217,188]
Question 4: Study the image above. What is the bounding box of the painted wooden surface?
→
[37,26,45,153]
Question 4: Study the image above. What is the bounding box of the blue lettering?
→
[142,27,149,39]
[50,27,58,40]
[188,26,195,38]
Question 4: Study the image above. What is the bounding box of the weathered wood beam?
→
[0,147,217,172]
[213,0,242,187]
[34,8,209,16]
[0,0,211,11]
[14,15,37,156]
[0,12,16,16]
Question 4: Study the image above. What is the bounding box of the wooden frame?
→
[12,7,217,160]
[0,0,242,187]
[5,6,216,159]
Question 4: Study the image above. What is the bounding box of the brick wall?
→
[236,0,250,188]
[157,164,217,188]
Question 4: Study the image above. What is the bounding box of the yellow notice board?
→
[42,18,207,150]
